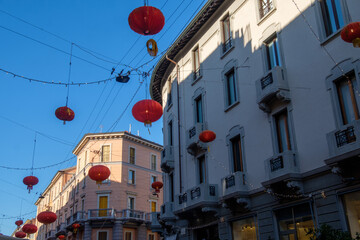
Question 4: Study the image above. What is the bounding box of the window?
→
[98,231,108,240]
[169,173,174,202]
[85,150,87,166]
[222,15,232,53]
[198,155,206,184]
[151,175,157,185]
[78,158,81,173]
[151,155,157,170]
[342,191,360,238]
[76,180,79,193]
[259,0,274,19]
[129,147,135,164]
[232,217,258,240]
[151,201,157,212]
[225,69,237,106]
[336,72,359,125]
[167,78,172,106]
[275,110,291,153]
[319,0,344,37]
[101,145,110,162]
[193,47,201,80]
[98,195,108,217]
[276,203,315,240]
[168,121,173,146]
[125,232,132,240]
[195,95,203,123]
[265,36,281,70]
[127,197,135,210]
[148,234,155,240]
[81,198,85,212]
[128,170,135,184]
[231,135,244,172]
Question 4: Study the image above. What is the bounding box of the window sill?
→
[191,75,202,86]
[224,101,240,112]
[220,45,234,59]
[166,103,173,112]
[127,183,136,186]
[320,28,342,46]
[257,7,276,26]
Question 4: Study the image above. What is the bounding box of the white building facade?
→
[150,0,360,239]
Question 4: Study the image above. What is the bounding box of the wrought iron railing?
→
[209,186,216,196]
[117,209,145,220]
[259,0,274,18]
[335,126,356,147]
[222,38,232,53]
[225,175,235,189]
[193,68,201,80]
[270,156,284,172]
[190,187,201,200]
[88,208,114,219]
[178,193,187,204]
[260,72,273,89]
[189,126,196,139]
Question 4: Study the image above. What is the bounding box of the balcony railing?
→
[221,172,249,197]
[116,209,145,221]
[46,230,55,239]
[259,0,274,18]
[65,211,86,226]
[186,122,207,155]
[327,120,360,157]
[88,208,115,219]
[193,68,201,81]
[265,150,298,180]
[222,38,232,53]
[56,223,65,233]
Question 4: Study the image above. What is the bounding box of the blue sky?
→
[0,0,206,235]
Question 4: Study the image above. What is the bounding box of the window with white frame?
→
[221,15,232,53]
[265,35,281,71]
[101,145,110,162]
[225,68,237,107]
[128,169,135,185]
[259,0,274,19]
[319,0,345,37]
[193,46,201,80]
[151,154,157,170]
[129,147,135,164]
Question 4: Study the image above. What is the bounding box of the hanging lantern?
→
[58,235,66,240]
[37,211,57,224]
[132,99,163,127]
[15,231,26,238]
[23,176,39,193]
[199,130,216,143]
[88,165,111,185]
[22,223,37,236]
[341,22,360,48]
[55,106,75,125]
[72,223,81,234]
[128,6,165,35]
[15,219,23,228]
[147,39,158,57]
[151,181,163,194]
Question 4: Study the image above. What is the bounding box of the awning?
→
[165,234,177,240]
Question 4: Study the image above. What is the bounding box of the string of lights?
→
[0,210,37,220]
[0,156,76,171]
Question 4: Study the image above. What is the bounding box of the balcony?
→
[264,150,298,180]
[255,66,290,112]
[326,120,360,158]
[161,146,174,173]
[46,230,56,239]
[116,209,145,222]
[145,212,162,233]
[88,208,115,220]
[174,183,219,214]
[186,122,207,156]
[221,172,249,198]
[65,211,86,227]
[160,202,176,221]
[56,222,66,234]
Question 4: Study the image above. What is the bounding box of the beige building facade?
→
[35,132,163,240]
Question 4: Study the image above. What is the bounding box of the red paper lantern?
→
[23,176,39,193]
[132,99,163,127]
[151,181,163,193]
[341,22,360,48]
[128,6,165,35]
[15,231,26,238]
[55,106,75,125]
[58,235,66,240]
[72,223,80,234]
[37,211,57,224]
[88,165,111,185]
[15,219,23,227]
[199,130,216,143]
[22,223,37,235]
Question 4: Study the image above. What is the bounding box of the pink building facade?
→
[35,132,163,240]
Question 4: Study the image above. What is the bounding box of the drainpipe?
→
[166,55,183,193]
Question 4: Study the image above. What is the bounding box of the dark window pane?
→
[275,111,291,153]
[231,135,243,172]
[198,155,206,184]
[98,232,107,240]
[226,70,236,105]
[168,121,173,146]
[196,96,203,123]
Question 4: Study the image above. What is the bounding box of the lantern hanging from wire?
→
[88,165,111,186]
[72,223,81,234]
[58,235,66,240]
[147,39,158,57]
[23,176,39,193]
[341,22,360,48]
[55,106,75,124]
[22,223,37,237]
[15,219,23,229]
[132,99,163,127]
[15,231,26,238]
[128,2,165,36]
[151,181,163,194]
[37,211,57,225]
[199,130,216,143]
